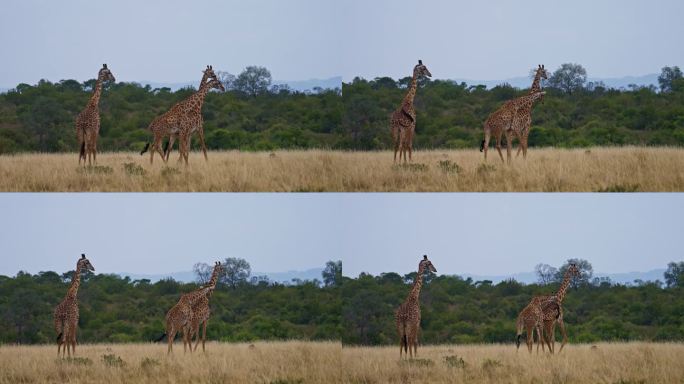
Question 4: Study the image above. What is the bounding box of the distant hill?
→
[451,74,660,90]
[116,267,324,284]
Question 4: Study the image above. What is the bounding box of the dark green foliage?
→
[341,269,684,345]
[0,270,341,344]
[0,79,342,153]
[342,75,684,150]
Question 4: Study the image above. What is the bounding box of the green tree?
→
[658,66,683,92]
[664,261,684,288]
[234,66,272,97]
[548,63,587,94]
[220,257,251,289]
[322,260,342,287]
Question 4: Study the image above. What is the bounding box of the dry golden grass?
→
[0,341,341,384]
[342,343,684,384]
[0,147,682,191]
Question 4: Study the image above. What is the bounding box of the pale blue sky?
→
[0,194,680,277]
[1,0,682,86]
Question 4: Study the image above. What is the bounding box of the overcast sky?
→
[1,0,682,86]
[0,194,680,277]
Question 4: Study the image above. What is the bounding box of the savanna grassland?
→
[341,343,684,384]
[0,341,342,384]
[0,147,682,192]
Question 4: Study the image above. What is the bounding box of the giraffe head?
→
[535,64,548,82]
[414,60,432,79]
[567,263,580,278]
[206,78,225,92]
[77,253,95,272]
[202,65,218,84]
[419,255,437,273]
[98,64,116,83]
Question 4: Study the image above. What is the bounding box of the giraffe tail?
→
[479,139,485,152]
[140,142,150,156]
[515,317,524,350]
[79,142,86,159]
[56,332,63,342]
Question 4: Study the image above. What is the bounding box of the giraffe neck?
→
[66,263,83,299]
[530,70,543,94]
[89,78,103,107]
[190,81,213,111]
[407,265,425,302]
[207,265,221,289]
[185,286,213,305]
[402,71,419,107]
[555,270,573,303]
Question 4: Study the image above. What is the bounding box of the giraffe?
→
[158,284,216,354]
[395,255,437,358]
[186,261,223,352]
[76,64,115,165]
[139,65,218,164]
[173,77,225,165]
[53,254,95,357]
[513,64,549,159]
[537,263,581,354]
[390,60,432,163]
[479,90,546,163]
[515,296,559,354]
[515,263,580,354]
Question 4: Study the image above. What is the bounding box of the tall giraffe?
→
[479,90,546,163]
[538,263,580,353]
[53,254,95,357]
[76,64,115,165]
[395,255,437,358]
[140,65,217,164]
[187,261,223,352]
[515,263,580,354]
[390,60,432,163]
[158,284,216,354]
[513,64,548,158]
[173,78,225,165]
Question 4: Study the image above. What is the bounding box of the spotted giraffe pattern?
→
[53,254,95,357]
[186,261,223,352]
[162,285,215,354]
[534,264,580,354]
[390,60,431,163]
[173,78,225,165]
[395,255,437,358]
[76,64,115,165]
[512,65,548,158]
[480,90,546,163]
[515,297,549,353]
[140,66,218,164]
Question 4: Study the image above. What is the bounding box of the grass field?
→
[342,343,684,384]
[0,341,342,384]
[0,147,682,191]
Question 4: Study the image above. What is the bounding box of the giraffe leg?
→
[92,140,97,165]
[164,136,176,162]
[167,328,176,354]
[557,319,568,353]
[523,135,529,159]
[495,133,505,163]
[393,140,400,164]
[482,131,491,161]
[526,326,533,353]
[201,321,207,352]
[198,130,208,162]
[505,131,513,164]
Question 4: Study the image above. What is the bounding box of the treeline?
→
[341,261,684,345]
[342,74,684,150]
[0,79,342,154]
[2,64,684,154]
[0,266,341,344]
